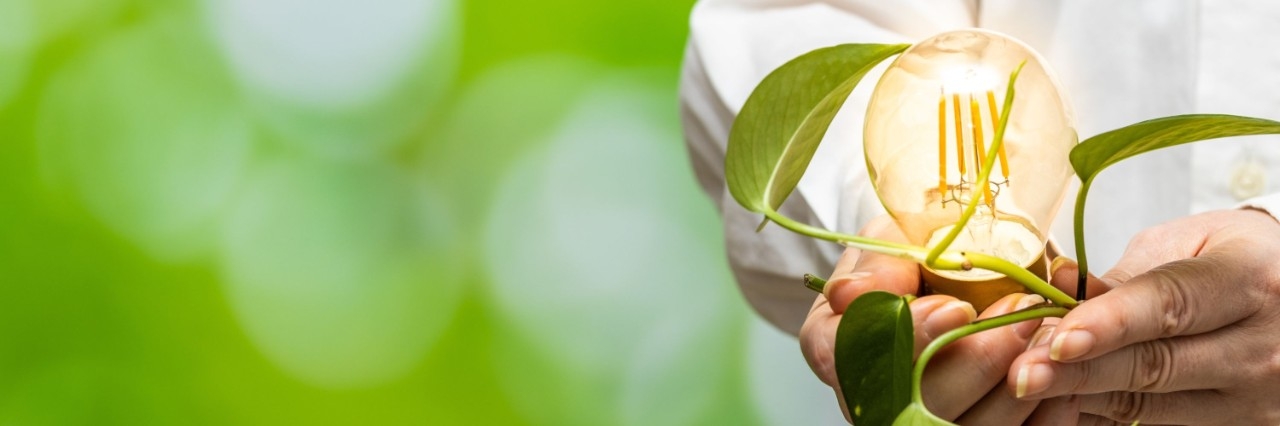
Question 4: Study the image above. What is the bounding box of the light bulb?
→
[863,29,1076,310]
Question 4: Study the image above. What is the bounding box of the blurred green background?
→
[0,0,841,424]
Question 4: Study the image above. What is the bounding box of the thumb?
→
[1096,217,1221,288]
[824,216,920,313]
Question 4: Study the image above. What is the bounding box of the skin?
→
[800,215,1078,424]
[1009,209,1280,425]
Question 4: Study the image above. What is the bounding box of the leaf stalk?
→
[910,305,1069,404]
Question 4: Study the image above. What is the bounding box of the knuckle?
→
[1265,349,1280,381]
[1146,267,1195,337]
[965,335,1016,380]
[1101,392,1149,422]
[1261,270,1280,303]
[1128,340,1176,391]
[799,327,837,387]
[1066,357,1095,394]
[1259,407,1280,425]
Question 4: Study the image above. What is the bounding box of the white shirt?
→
[680,0,1280,334]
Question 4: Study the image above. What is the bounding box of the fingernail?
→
[1015,363,1054,398]
[1015,294,1045,310]
[907,296,949,313]
[845,271,873,280]
[922,300,976,338]
[1012,294,1046,339]
[1049,329,1095,361]
[822,271,872,299]
[1025,324,1055,350]
[1049,257,1073,276]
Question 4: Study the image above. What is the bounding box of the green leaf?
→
[835,291,913,426]
[892,403,955,426]
[1070,114,1280,185]
[726,43,909,214]
[1069,114,1280,299]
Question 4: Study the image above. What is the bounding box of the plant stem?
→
[910,305,1069,404]
[1073,180,1092,301]
[924,190,986,265]
[915,63,1073,305]
[763,210,971,270]
[964,252,1077,307]
[799,253,1075,307]
[776,208,1074,303]
[763,210,916,252]
[804,274,827,293]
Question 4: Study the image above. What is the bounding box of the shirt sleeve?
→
[678,0,973,334]
[1238,192,1280,222]
[681,39,840,335]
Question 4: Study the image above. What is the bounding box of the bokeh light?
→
[37,12,251,262]
[219,158,460,388]
[0,0,822,424]
[425,55,600,233]
[0,49,28,110]
[0,0,33,108]
[483,79,747,424]
[204,0,458,159]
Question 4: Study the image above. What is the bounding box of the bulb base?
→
[919,250,1048,312]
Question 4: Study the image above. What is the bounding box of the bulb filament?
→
[936,88,1009,211]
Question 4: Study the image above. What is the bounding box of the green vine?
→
[724,39,1280,425]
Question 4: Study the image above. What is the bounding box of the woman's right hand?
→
[799,216,1079,425]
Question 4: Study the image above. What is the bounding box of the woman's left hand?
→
[1009,209,1280,425]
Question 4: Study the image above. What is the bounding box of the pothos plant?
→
[725,42,1280,425]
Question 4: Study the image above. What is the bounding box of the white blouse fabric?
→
[680,0,1280,334]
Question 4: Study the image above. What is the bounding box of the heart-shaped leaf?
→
[726,43,909,214]
[836,291,914,426]
[1071,114,1280,185]
[1070,114,1280,298]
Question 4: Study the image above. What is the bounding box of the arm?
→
[681,41,841,333]
[679,0,970,333]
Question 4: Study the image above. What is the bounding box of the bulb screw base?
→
[920,250,1048,312]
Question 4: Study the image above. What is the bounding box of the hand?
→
[1009,209,1280,425]
[800,216,1073,424]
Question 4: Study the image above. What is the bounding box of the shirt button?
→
[1230,161,1267,201]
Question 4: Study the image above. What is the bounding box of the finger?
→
[1006,320,1055,397]
[1079,390,1228,425]
[1043,250,1263,363]
[909,295,976,358]
[1023,396,1079,426]
[952,380,1037,426]
[1012,333,1235,400]
[952,305,1061,426]
[799,295,841,387]
[1077,414,1123,426]
[919,293,1045,420]
[825,216,920,314]
[830,246,861,278]
[1076,414,1180,426]
[802,294,977,388]
[1048,256,1111,299]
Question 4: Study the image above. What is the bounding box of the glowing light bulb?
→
[863,29,1077,310]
